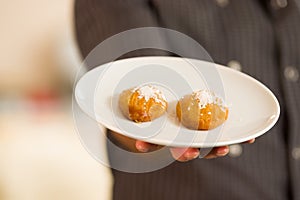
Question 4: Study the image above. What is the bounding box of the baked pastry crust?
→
[176,90,228,130]
[119,85,168,122]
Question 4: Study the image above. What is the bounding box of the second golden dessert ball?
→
[119,85,168,122]
[176,90,228,130]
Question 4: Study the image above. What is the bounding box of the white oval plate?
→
[75,56,280,148]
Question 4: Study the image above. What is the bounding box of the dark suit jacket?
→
[74,0,300,199]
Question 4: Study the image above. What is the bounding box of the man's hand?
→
[136,139,255,162]
[109,130,255,162]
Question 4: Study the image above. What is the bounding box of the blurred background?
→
[0,0,112,199]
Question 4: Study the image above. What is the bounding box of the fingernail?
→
[249,139,255,144]
[138,147,149,153]
[191,151,200,159]
[217,148,229,156]
[184,150,200,160]
[136,144,149,153]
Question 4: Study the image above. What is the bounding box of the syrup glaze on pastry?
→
[176,90,228,130]
[119,85,168,122]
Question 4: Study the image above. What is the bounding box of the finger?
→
[204,146,229,159]
[135,140,152,152]
[135,140,162,152]
[246,138,255,144]
[170,147,200,162]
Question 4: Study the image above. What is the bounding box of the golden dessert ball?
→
[119,85,168,122]
[176,90,228,130]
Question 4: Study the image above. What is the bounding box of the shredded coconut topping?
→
[132,85,167,104]
[191,90,226,109]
